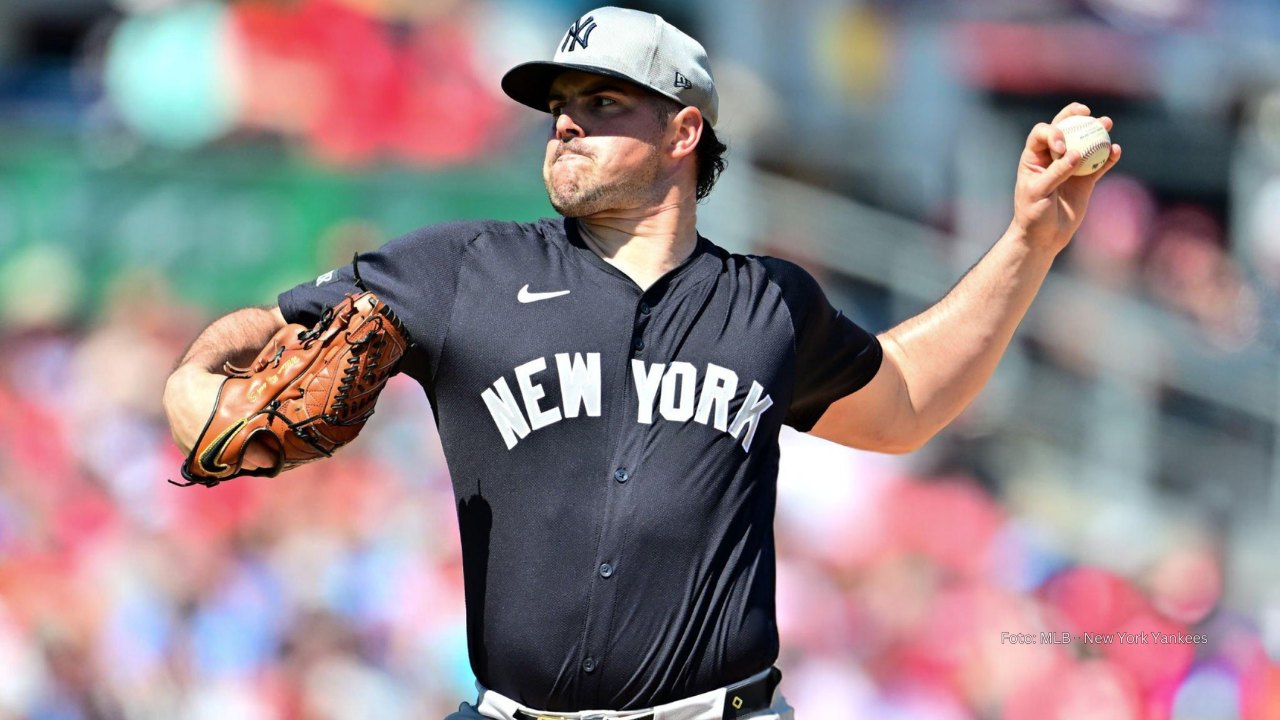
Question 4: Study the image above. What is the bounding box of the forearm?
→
[176,306,287,372]
[884,222,1056,441]
[811,103,1116,453]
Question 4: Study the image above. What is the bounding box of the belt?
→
[512,667,782,720]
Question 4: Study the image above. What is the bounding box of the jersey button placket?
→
[582,295,649,689]
[633,297,652,356]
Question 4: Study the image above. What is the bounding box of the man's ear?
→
[668,106,704,160]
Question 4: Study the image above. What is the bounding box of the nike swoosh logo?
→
[518,285,571,303]
[198,418,247,475]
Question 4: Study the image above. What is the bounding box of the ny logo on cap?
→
[561,15,597,52]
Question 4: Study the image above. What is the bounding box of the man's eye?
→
[596,97,616,107]
[549,105,564,117]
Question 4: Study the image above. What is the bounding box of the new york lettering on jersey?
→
[480,355,774,452]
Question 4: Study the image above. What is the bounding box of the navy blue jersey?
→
[279,217,882,711]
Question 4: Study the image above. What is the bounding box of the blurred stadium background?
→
[0,0,1277,718]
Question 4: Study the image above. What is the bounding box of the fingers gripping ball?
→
[1053,115,1112,176]
[174,292,413,488]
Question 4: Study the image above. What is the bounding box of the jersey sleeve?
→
[762,258,884,432]
[277,221,481,383]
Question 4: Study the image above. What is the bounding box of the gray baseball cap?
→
[501,6,718,127]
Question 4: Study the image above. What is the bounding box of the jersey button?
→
[639,302,651,315]
[613,467,629,483]
[632,337,645,352]
[582,656,597,673]
[599,563,614,578]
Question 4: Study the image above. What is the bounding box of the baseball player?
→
[163,6,1120,719]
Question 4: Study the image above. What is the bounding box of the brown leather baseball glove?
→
[173,291,412,488]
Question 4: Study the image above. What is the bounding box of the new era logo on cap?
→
[501,6,719,127]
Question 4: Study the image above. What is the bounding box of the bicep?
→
[806,336,919,453]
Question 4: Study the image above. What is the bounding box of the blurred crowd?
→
[0,0,586,166]
[774,432,1267,719]
[0,279,472,719]
[0,273,1269,719]
[1067,176,1257,354]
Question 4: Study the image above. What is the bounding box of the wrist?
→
[164,364,210,407]
[168,361,208,380]
[1004,220,1067,263]
[163,364,225,453]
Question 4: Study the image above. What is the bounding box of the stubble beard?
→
[545,144,664,218]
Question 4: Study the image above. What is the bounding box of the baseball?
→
[1053,115,1111,176]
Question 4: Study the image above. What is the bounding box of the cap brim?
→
[501,61,667,115]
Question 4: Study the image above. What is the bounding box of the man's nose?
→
[554,110,584,142]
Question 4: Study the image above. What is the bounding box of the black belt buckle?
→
[722,667,781,720]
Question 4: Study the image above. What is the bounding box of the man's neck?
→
[576,203,699,291]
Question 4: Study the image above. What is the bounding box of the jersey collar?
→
[563,217,721,295]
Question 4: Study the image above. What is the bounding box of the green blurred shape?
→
[0,245,84,330]
[104,1,239,150]
[0,129,552,318]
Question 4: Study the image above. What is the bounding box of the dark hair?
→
[693,122,728,202]
[653,98,727,202]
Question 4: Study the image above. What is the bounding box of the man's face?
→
[542,70,673,218]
